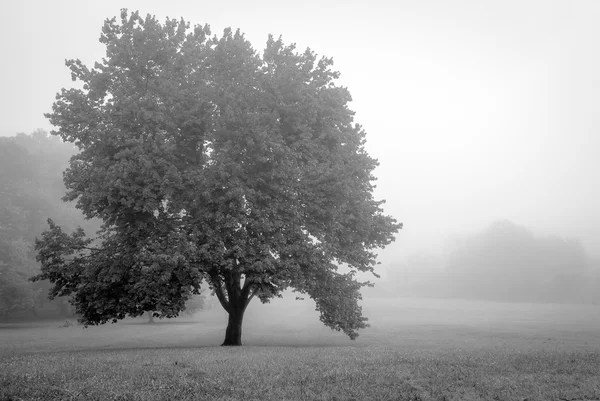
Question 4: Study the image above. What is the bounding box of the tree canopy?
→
[33,10,401,345]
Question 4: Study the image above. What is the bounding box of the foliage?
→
[376,221,596,304]
[34,10,401,344]
[146,292,205,321]
[182,293,205,315]
[0,131,92,317]
[446,220,589,302]
[0,238,38,315]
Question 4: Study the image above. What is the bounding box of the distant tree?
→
[446,220,587,303]
[0,239,38,316]
[0,131,93,318]
[33,10,401,345]
[182,293,205,316]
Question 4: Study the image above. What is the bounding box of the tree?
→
[446,220,588,303]
[33,10,401,345]
[0,240,38,316]
[183,293,206,316]
[0,140,35,316]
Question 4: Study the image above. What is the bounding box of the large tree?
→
[33,10,401,345]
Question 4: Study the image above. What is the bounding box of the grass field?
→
[1,297,600,400]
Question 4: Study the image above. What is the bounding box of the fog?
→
[2,1,600,305]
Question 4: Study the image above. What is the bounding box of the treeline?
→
[0,130,208,320]
[372,220,600,304]
[0,130,101,319]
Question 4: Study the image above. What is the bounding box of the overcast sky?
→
[1,0,599,261]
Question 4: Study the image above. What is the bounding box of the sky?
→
[1,0,600,262]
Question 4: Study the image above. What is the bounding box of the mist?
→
[2,1,600,325]
[3,4,600,401]
[2,1,600,263]
[362,220,600,306]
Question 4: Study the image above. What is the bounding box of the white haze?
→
[1,0,599,270]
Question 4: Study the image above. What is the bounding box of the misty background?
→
[1,0,600,316]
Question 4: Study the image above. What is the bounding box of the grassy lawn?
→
[2,297,600,401]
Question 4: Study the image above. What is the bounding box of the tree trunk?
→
[222,308,245,346]
[214,270,255,346]
[147,311,155,324]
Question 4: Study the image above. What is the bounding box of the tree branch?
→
[246,288,258,306]
[241,277,256,307]
[211,275,231,313]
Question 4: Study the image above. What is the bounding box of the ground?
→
[1,297,600,400]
